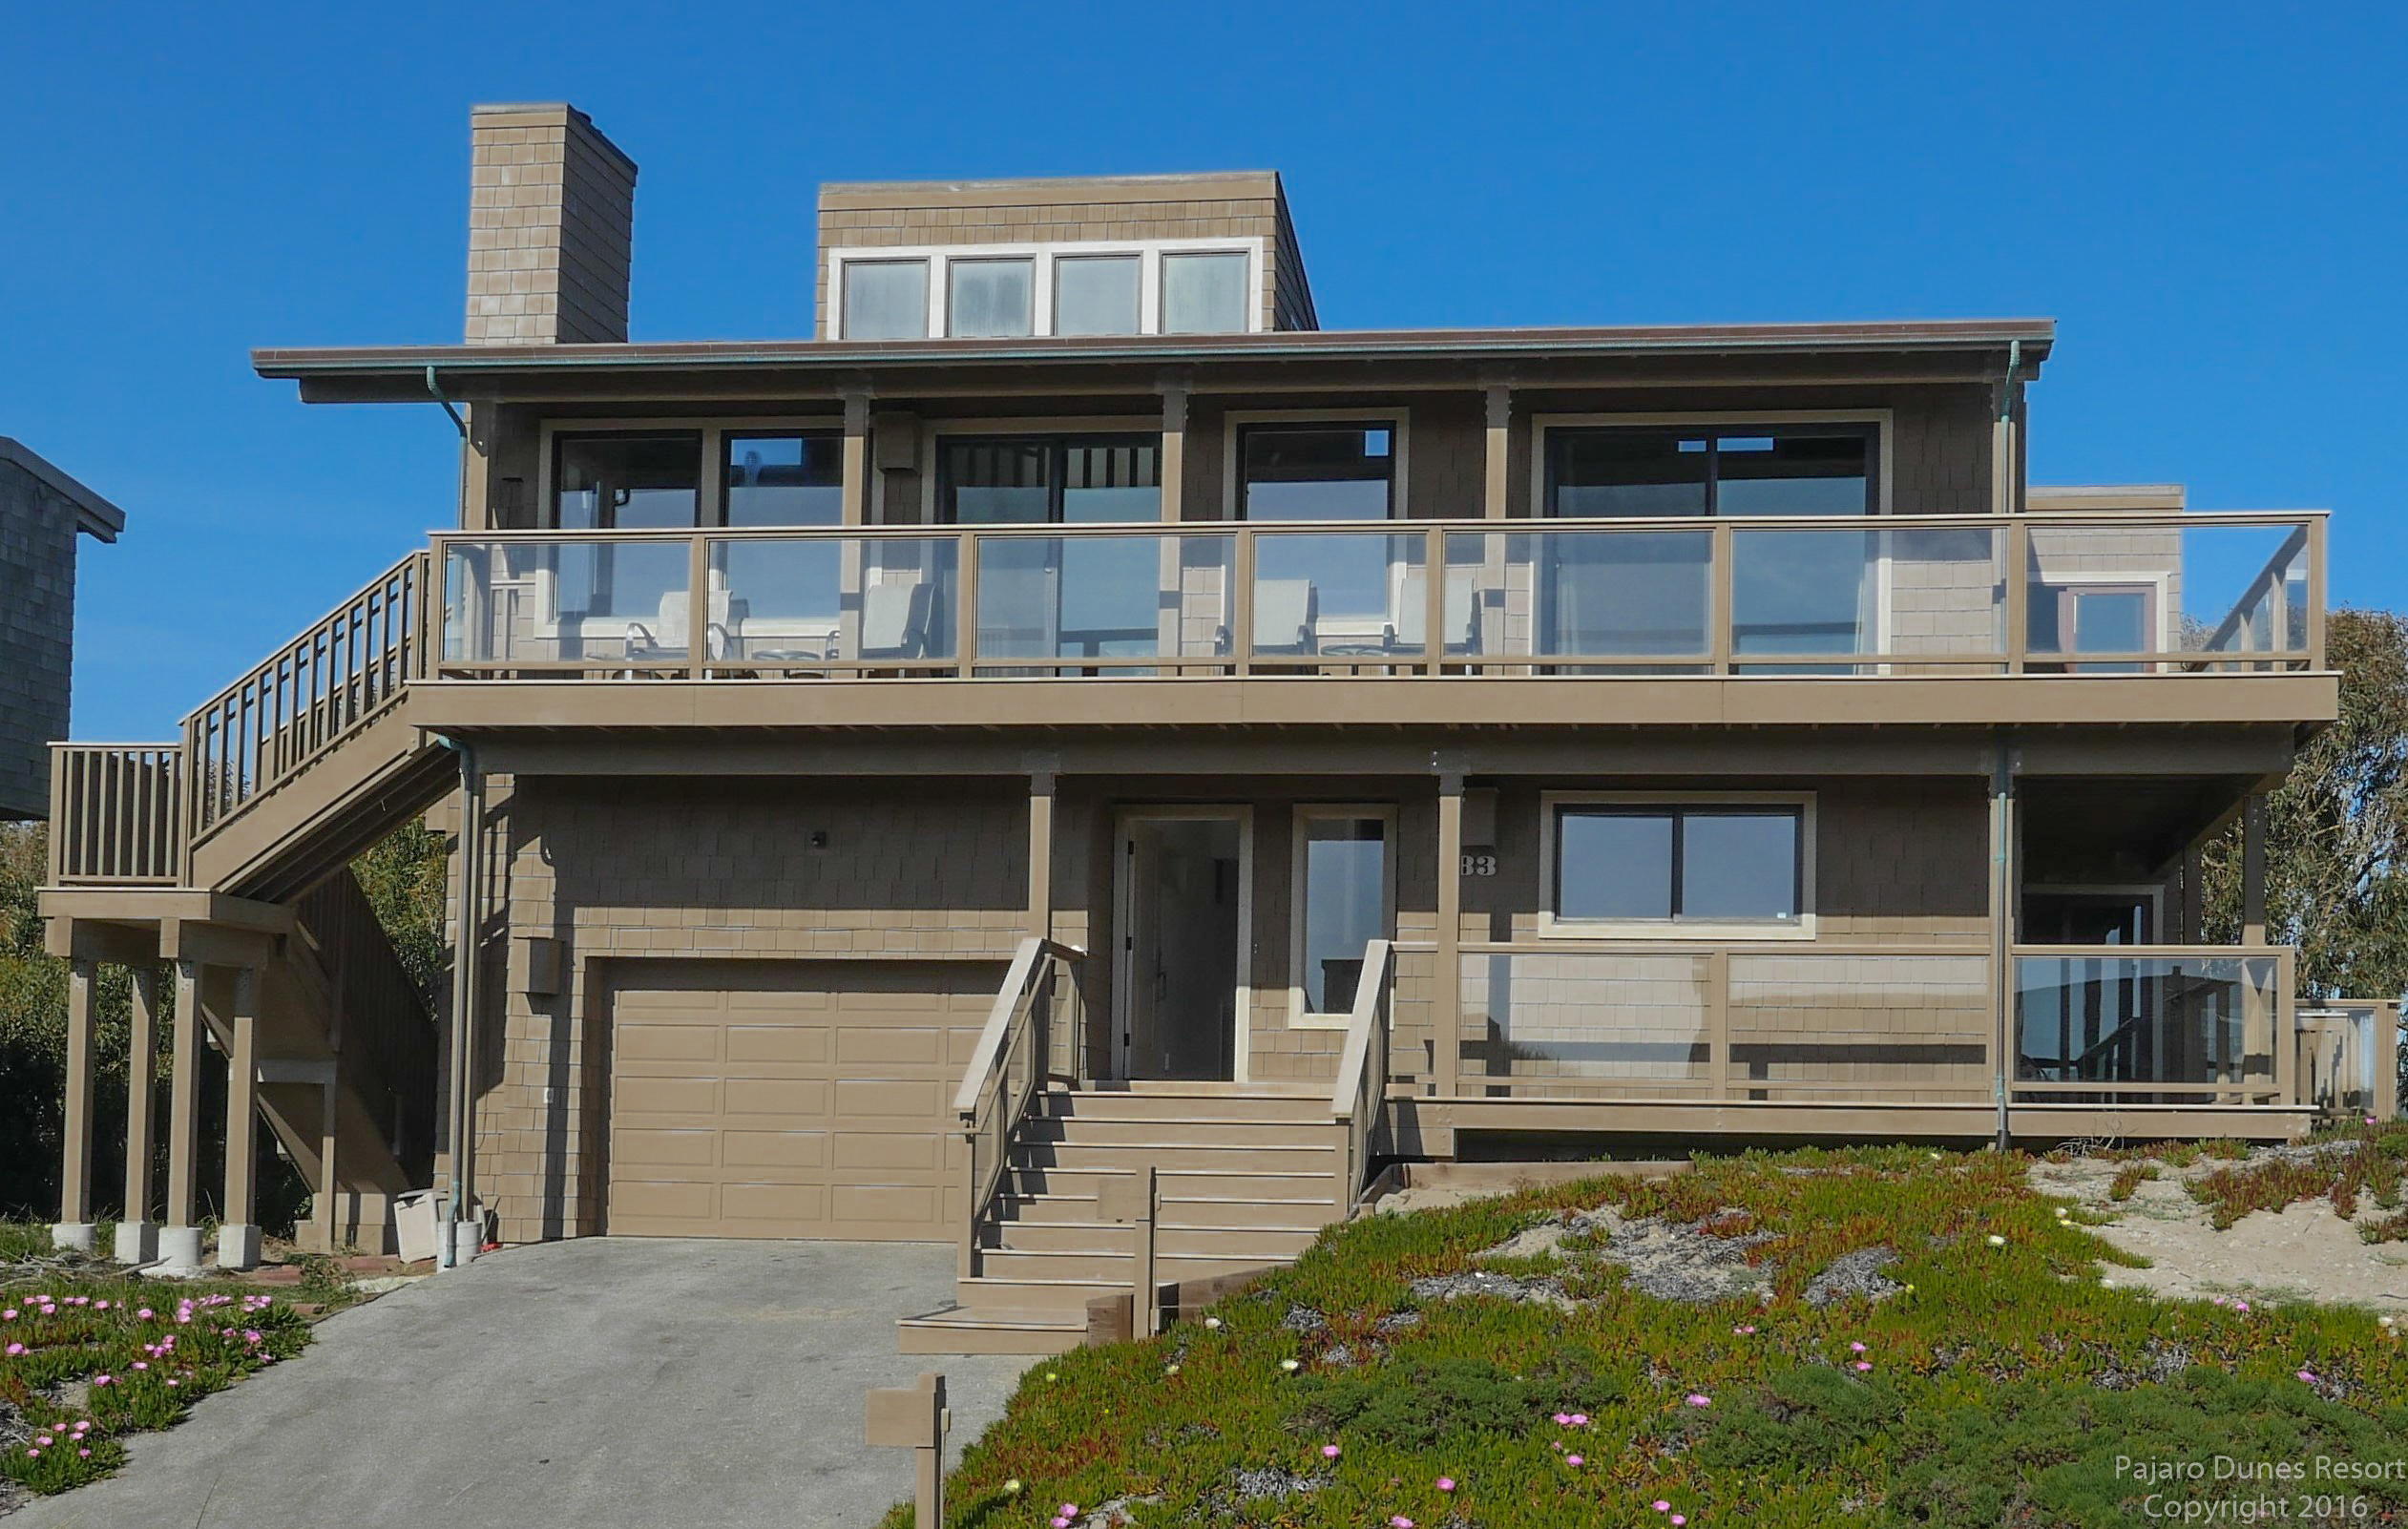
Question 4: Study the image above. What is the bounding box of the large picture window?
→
[723,431,842,527]
[1545,425,1876,518]
[1549,800,1809,931]
[936,435,1162,524]
[1239,423,1396,520]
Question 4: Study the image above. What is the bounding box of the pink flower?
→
[1570,1412,1589,1426]
[1854,1361,1874,1372]
[1850,1342,1867,1352]
[136,1309,153,1319]
[1565,1455,1583,1468]
[2296,1369,2318,1383]
[1059,1505,1078,1518]
[1392,1519,1415,1528]
[77,1448,91,1458]
[1322,1443,1341,1459]
[1051,1519,1069,1528]
[1671,1519,1686,1527]
[1436,1477,1456,1492]
[23,1449,36,1458]
[165,1380,179,1388]
[133,1361,148,1371]
[5,1343,23,1356]
[1654,1500,1672,1513]
[34,1436,51,1447]
[93,1374,113,1386]
[1,1309,13,1320]
[1553,1412,1572,1425]
[2233,1301,2252,1313]
[1686,1393,1711,1407]
[1732,1324,1755,1335]
[94,1300,109,1310]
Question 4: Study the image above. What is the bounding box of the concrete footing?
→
[50,1223,97,1254]
[216,1223,262,1271]
[438,1220,482,1269]
[156,1224,205,1275]
[114,1220,159,1265]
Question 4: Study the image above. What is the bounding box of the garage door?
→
[605,959,1005,1240]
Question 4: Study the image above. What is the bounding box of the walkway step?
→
[1025,1117,1330,1147]
[986,1220,1322,1259]
[1000,1192,1338,1230]
[897,1304,1085,1356]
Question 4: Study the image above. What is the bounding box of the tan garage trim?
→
[604,959,1004,1241]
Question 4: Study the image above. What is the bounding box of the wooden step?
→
[1045,1091,1332,1124]
[1000,1191,1338,1230]
[956,1274,1128,1312]
[1011,1140,1339,1173]
[978,1247,1286,1284]
[1005,1164,1340,1202]
[896,1304,1085,1356]
[1025,1116,1331,1148]
[987,1219,1322,1259]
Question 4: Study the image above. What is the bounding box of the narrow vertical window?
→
[1299,814,1390,1015]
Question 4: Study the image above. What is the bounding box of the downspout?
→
[425,366,468,437]
[437,734,484,1267]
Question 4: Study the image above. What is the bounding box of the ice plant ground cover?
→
[894,1137,2408,1529]
[0,1259,314,1498]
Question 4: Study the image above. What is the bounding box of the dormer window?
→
[828,238,1262,340]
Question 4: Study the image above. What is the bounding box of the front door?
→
[1116,812,1246,1080]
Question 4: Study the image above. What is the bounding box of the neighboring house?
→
[0,439,124,820]
[41,104,2376,1349]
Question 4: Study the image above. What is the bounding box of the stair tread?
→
[900,1305,1085,1331]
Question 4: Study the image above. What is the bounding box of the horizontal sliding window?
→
[1546,426,1875,517]
[1554,804,1804,925]
[724,432,842,527]
[1240,423,1396,521]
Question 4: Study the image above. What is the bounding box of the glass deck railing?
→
[432,511,2323,680]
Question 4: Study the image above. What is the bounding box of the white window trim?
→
[1288,804,1398,1031]
[1538,789,1818,942]
[1527,410,1895,519]
[827,236,1266,341]
[1220,408,1413,522]
[2025,569,2177,659]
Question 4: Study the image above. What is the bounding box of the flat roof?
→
[0,437,125,540]
[255,318,2054,400]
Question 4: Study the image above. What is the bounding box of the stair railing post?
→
[1099,1163,1160,1336]
[865,1372,949,1529]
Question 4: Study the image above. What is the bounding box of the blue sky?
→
[4,1,2401,739]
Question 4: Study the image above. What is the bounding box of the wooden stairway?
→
[898,1086,1349,1354]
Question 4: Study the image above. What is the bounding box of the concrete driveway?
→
[10,1239,1036,1529]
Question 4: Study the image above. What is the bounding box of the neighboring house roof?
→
[0,437,126,541]
[253,317,2055,398]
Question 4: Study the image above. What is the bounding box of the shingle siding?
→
[0,461,87,819]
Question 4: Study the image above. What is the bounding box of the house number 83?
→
[1460,853,1497,877]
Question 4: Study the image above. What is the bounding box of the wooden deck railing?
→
[184,550,430,843]
[46,743,184,885]
[2295,1000,2401,1122]
[1330,938,1394,1211]
[953,938,1082,1279]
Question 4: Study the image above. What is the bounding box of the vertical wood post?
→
[1988,744,2018,1146]
[2181,845,2205,945]
[2242,792,2268,948]
[220,967,262,1269]
[1705,949,1731,1103]
[1482,385,1511,519]
[317,1074,343,1255]
[840,392,871,527]
[165,961,203,1229]
[118,968,160,1262]
[1027,767,1057,943]
[1159,384,1188,523]
[2242,791,2273,1096]
[1434,769,1464,1100]
[1099,1165,1160,1336]
[54,958,97,1248]
[865,1372,950,1529]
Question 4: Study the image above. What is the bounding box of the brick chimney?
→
[465,103,636,345]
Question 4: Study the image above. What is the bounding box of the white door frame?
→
[1111,806,1254,1084]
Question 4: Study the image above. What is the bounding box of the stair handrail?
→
[182,549,432,847]
[46,741,186,885]
[954,937,1082,1280]
[1330,937,1394,1211]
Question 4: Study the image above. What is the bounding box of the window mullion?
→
[1668,811,1686,921]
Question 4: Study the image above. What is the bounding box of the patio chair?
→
[1249,578,1317,656]
[860,579,934,663]
[623,575,741,665]
[1323,566,1478,659]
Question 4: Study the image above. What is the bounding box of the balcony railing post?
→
[1232,527,1255,678]
[2274,949,2297,1106]
[957,529,979,679]
[2005,516,2031,675]
[1708,522,1734,674]
[1422,526,1444,676]
[1706,948,1731,1103]
[688,534,709,681]
[2306,514,2328,670]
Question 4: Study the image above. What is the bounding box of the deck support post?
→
[2242,791,2273,1093]
[220,966,262,1270]
[1434,765,1465,1103]
[52,958,98,1253]
[1026,764,1056,943]
[1482,384,1511,518]
[116,968,160,1264]
[1988,741,2019,1149]
[444,744,488,1268]
[840,391,871,527]
[159,959,206,1273]
[1159,383,1187,523]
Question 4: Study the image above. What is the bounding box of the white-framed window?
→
[827,237,1266,341]
[1289,805,1396,1028]
[1539,790,1816,940]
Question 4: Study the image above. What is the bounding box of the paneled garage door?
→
[605,959,1005,1240]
